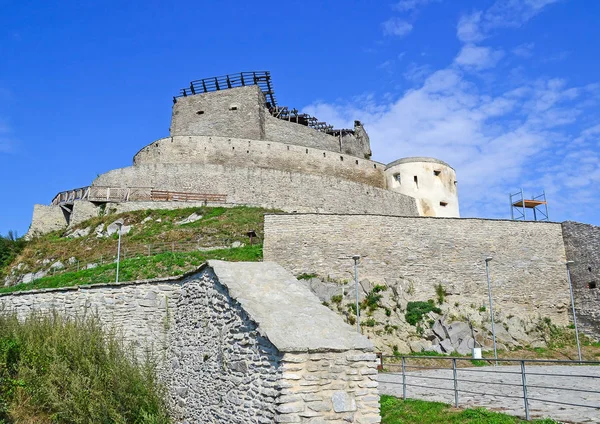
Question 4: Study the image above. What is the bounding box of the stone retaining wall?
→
[264,214,570,325]
[0,261,380,423]
[93,163,418,217]
[562,221,600,339]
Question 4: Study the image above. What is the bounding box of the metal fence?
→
[380,355,600,421]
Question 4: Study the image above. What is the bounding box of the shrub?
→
[0,232,26,278]
[330,295,343,304]
[404,301,441,326]
[0,311,170,423]
[435,283,445,305]
[296,273,317,280]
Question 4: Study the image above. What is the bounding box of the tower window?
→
[196,111,204,115]
[340,156,344,161]
[440,201,448,207]
[229,106,238,111]
[414,175,419,188]
[434,170,441,176]
[590,281,597,289]
[393,173,401,183]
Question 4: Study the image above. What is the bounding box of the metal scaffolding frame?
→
[510,189,549,221]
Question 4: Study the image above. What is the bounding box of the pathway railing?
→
[380,355,600,421]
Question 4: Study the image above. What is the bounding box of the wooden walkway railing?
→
[51,187,226,206]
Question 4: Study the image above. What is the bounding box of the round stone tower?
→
[384,157,459,217]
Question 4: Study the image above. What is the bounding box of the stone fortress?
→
[16,71,600,422]
[28,71,459,236]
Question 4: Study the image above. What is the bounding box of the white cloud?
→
[457,12,484,43]
[393,0,440,12]
[512,42,535,57]
[304,65,597,221]
[455,45,504,70]
[382,18,413,37]
[457,0,560,42]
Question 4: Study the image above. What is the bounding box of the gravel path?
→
[379,365,600,423]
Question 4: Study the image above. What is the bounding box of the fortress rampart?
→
[133,135,386,188]
[93,162,418,215]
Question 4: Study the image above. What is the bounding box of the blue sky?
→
[1,0,599,236]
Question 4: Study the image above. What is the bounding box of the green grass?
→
[8,206,275,280]
[0,245,262,294]
[0,311,170,423]
[380,395,558,424]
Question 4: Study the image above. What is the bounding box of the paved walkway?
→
[379,365,600,423]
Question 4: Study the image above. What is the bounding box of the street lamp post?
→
[566,261,582,362]
[485,257,498,366]
[352,255,361,334]
[115,220,124,283]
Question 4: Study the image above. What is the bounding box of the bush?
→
[0,311,170,423]
[404,301,441,326]
[0,232,26,278]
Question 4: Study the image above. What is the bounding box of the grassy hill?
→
[2,206,276,292]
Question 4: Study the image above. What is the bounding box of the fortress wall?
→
[170,84,369,158]
[0,263,380,423]
[26,205,68,238]
[68,200,99,228]
[264,214,570,324]
[170,85,266,140]
[133,136,386,188]
[264,114,341,151]
[92,163,419,216]
[561,221,600,339]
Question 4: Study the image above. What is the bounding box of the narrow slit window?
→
[355,160,359,165]
[440,201,448,207]
[414,175,418,188]
[229,106,238,111]
[340,156,344,161]
[196,111,204,115]
[434,170,441,176]
[393,173,401,183]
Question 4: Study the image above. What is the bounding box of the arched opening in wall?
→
[340,156,344,161]
[414,175,419,188]
[393,173,401,184]
[323,152,326,157]
[306,149,308,154]
[589,281,597,289]
[373,164,377,169]
[196,111,204,115]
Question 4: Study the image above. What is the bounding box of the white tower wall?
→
[385,157,459,218]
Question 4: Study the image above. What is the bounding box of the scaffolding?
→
[509,189,549,221]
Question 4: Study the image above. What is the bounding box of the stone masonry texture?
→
[0,261,380,423]
[263,214,571,325]
[561,221,600,339]
[93,162,419,217]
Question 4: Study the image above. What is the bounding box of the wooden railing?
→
[51,187,226,205]
[150,190,226,203]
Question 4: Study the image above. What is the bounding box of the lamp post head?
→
[485,257,493,262]
[566,260,575,266]
[351,255,361,260]
[114,219,124,228]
